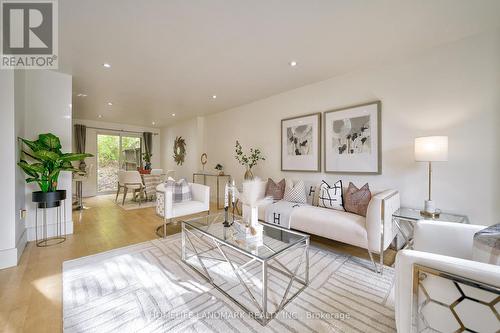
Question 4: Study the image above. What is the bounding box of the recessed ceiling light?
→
[152,121,156,126]
[289,61,297,67]
[76,93,87,97]
[103,63,111,68]
[107,102,113,106]
[98,114,103,118]
[171,113,176,117]
[212,95,217,99]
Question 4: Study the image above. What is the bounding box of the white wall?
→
[72,119,161,197]
[23,71,73,241]
[164,30,500,225]
[160,117,206,180]
[0,71,20,269]
[14,71,27,261]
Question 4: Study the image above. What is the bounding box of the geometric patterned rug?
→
[63,233,396,332]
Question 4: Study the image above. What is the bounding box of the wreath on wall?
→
[173,136,186,165]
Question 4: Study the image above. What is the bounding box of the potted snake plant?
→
[18,133,93,208]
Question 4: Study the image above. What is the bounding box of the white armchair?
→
[395,221,500,333]
[155,182,210,237]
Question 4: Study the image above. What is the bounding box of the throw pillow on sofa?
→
[344,182,371,217]
[318,180,344,211]
[265,178,286,200]
[164,178,192,203]
[283,179,307,203]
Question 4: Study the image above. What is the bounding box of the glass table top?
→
[393,207,469,224]
[182,213,309,260]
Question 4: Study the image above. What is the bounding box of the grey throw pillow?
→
[164,178,192,203]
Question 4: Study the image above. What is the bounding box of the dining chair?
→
[120,171,145,205]
[115,170,126,203]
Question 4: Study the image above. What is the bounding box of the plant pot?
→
[32,190,66,209]
[244,168,254,180]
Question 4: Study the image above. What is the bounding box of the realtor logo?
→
[1,0,58,69]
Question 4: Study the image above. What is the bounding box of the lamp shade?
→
[414,136,448,162]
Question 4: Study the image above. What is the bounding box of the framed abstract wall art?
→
[281,112,321,172]
[324,101,381,174]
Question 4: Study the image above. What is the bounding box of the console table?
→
[192,173,231,210]
[393,207,469,250]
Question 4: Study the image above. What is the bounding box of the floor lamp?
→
[414,136,448,218]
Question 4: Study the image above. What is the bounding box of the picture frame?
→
[323,101,381,174]
[281,112,321,172]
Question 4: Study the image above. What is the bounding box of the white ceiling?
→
[60,0,500,127]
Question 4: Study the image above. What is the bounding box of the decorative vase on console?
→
[234,140,265,181]
[244,167,254,180]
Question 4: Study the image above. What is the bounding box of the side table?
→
[192,173,231,210]
[393,207,469,249]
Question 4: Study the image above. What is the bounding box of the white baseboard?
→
[16,229,27,262]
[0,229,28,270]
[26,220,73,242]
[0,247,18,270]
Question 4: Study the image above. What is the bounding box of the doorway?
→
[97,133,142,194]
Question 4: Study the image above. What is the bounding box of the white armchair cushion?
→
[413,221,484,260]
[156,182,209,220]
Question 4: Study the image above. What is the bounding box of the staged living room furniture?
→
[192,172,231,210]
[116,170,146,205]
[395,221,500,332]
[392,207,469,249]
[155,182,210,237]
[181,213,309,326]
[256,180,400,273]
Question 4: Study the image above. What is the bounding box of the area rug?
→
[63,234,396,333]
[104,194,156,210]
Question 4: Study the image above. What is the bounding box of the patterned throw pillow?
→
[265,178,286,200]
[318,180,344,211]
[164,178,192,203]
[283,179,307,203]
[344,182,372,217]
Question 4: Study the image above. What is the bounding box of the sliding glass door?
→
[97,132,142,194]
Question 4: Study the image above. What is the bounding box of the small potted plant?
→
[215,163,224,175]
[18,133,92,208]
[235,140,265,180]
[143,152,153,170]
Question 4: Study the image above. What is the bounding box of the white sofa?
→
[395,221,500,333]
[155,182,210,237]
[255,180,400,272]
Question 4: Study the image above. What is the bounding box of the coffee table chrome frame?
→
[181,220,309,326]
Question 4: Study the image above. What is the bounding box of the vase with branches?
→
[234,140,265,180]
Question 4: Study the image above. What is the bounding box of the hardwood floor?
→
[0,195,395,332]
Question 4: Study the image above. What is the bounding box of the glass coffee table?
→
[181,213,309,326]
